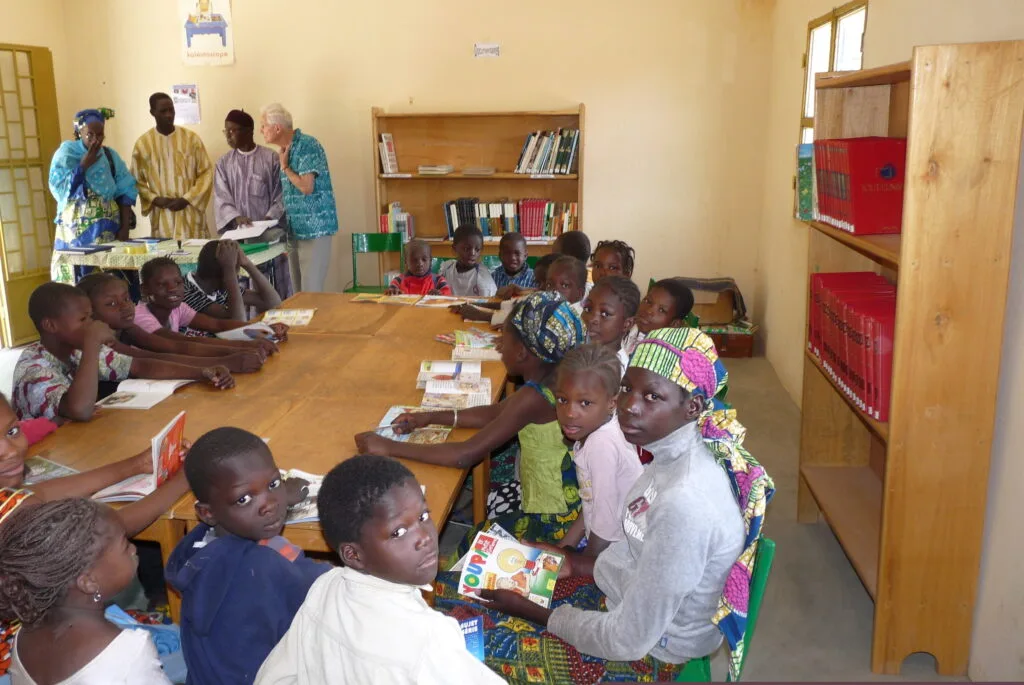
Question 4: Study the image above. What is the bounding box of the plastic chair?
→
[345,233,404,293]
[675,537,776,682]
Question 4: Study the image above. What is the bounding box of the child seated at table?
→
[543,255,588,315]
[492,232,535,292]
[135,257,288,346]
[623,277,696,355]
[12,282,234,422]
[438,225,496,297]
[165,427,328,685]
[582,275,641,373]
[387,239,452,296]
[0,498,174,684]
[254,455,504,684]
[590,239,636,283]
[356,292,586,546]
[183,240,283,326]
[80,272,266,375]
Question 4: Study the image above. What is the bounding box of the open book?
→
[215,321,278,342]
[96,379,194,410]
[457,528,564,608]
[263,309,316,327]
[376,405,452,444]
[449,329,502,362]
[23,455,78,484]
[422,378,492,409]
[281,468,323,525]
[220,219,278,242]
[94,411,187,503]
[416,361,482,389]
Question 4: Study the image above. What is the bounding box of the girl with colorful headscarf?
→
[432,328,774,684]
[48,108,138,283]
[356,291,586,544]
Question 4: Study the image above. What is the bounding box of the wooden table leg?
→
[472,459,490,525]
[132,518,188,624]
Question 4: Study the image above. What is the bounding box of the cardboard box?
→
[692,290,735,325]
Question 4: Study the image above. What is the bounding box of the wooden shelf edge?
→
[804,220,901,269]
[805,349,890,442]
[375,108,583,119]
[816,61,912,89]
[800,465,881,598]
[379,173,579,181]
[420,238,557,245]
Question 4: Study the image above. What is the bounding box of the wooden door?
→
[0,44,61,347]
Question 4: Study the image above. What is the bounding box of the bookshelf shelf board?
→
[805,220,901,269]
[377,109,582,119]
[379,173,579,181]
[817,61,912,89]
[805,349,889,442]
[801,464,881,597]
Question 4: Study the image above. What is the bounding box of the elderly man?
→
[214,109,284,234]
[259,103,338,292]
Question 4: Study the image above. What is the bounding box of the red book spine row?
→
[808,272,897,421]
[813,136,907,235]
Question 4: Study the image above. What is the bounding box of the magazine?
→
[416,361,482,389]
[450,329,502,362]
[375,405,452,444]
[95,379,194,410]
[263,309,316,327]
[415,295,489,308]
[94,411,187,502]
[422,378,492,409]
[215,322,278,342]
[457,529,564,608]
[449,522,516,572]
[281,468,323,525]
[460,616,485,662]
[23,455,78,485]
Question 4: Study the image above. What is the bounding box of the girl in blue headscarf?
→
[48,108,137,282]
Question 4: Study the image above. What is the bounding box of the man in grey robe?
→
[214,109,285,234]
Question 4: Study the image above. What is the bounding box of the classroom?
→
[0,0,1022,683]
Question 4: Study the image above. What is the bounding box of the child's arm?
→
[123,343,264,374]
[152,326,278,356]
[238,249,282,313]
[126,325,244,358]
[32,448,150,502]
[583,533,611,557]
[58,321,116,421]
[117,468,191,538]
[129,357,235,389]
[189,310,247,333]
[449,303,495,321]
[561,515,586,550]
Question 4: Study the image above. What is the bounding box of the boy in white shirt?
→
[255,455,504,685]
[438,225,497,297]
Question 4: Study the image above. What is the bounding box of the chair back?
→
[350,233,404,292]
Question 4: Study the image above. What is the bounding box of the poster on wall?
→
[172,84,201,125]
[180,0,234,66]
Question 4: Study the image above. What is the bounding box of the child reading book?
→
[254,455,504,684]
[582,276,640,373]
[543,255,587,315]
[624,278,696,354]
[183,239,283,324]
[590,239,635,283]
[433,328,773,684]
[438,225,496,297]
[165,427,328,685]
[12,282,234,422]
[554,344,643,557]
[492,232,535,291]
[387,239,452,296]
[80,272,266,375]
[0,499,173,684]
[356,292,585,545]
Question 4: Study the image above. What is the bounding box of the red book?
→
[845,136,907,235]
[379,214,388,234]
[836,142,851,231]
[842,291,896,410]
[859,299,897,420]
[808,273,887,359]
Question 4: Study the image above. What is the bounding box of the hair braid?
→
[557,343,623,397]
[592,240,636,278]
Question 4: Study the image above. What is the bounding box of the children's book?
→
[375,405,453,444]
[460,616,485,662]
[281,468,323,525]
[94,411,187,502]
[23,455,78,485]
[457,529,564,608]
[95,379,194,410]
[449,522,516,572]
[415,295,489,308]
[351,293,384,303]
[447,329,502,362]
[215,322,278,342]
[422,379,492,409]
[262,309,316,327]
[416,361,482,389]
[380,294,423,306]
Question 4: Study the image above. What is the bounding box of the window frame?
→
[800,1,869,136]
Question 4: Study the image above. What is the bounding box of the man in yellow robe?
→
[131,92,213,240]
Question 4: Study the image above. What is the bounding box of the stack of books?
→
[813,137,906,235]
[378,133,399,173]
[378,201,415,241]
[808,272,896,421]
[418,165,455,176]
[514,129,580,175]
[442,198,578,240]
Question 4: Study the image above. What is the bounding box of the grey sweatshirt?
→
[547,421,744,663]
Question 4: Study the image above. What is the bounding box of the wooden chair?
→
[345,233,404,293]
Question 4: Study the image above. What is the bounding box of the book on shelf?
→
[417,165,454,176]
[514,128,580,175]
[441,197,578,239]
[375,405,453,444]
[808,272,896,421]
[813,137,906,235]
[23,455,78,484]
[422,378,492,409]
[416,360,483,389]
[456,528,564,607]
[281,468,323,524]
[95,379,194,410]
[796,143,815,221]
[94,411,187,502]
[379,133,399,173]
[380,201,415,242]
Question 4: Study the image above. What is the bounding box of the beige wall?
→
[758,0,1024,679]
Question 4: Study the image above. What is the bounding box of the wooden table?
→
[28,293,506,619]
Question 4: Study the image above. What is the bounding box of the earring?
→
[92,591,102,603]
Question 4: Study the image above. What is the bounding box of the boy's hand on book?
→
[428,289,444,296]
[283,477,311,506]
[386,286,400,295]
[251,337,279,356]
[201,365,235,389]
[354,431,393,457]
[84,320,116,349]
[532,541,574,578]
[478,589,551,625]
[390,411,431,434]
[268,323,289,341]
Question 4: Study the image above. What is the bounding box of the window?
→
[800,2,868,143]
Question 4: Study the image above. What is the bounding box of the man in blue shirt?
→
[259,103,338,292]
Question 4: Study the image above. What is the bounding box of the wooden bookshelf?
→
[804,350,888,441]
[798,41,1024,676]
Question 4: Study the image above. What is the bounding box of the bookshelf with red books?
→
[798,41,1024,676]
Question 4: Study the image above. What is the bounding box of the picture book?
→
[415,295,489,309]
[95,379,194,410]
[460,616,485,662]
[458,530,564,608]
[416,361,482,389]
[281,468,323,525]
[376,405,453,444]
[446,329,502,362]
[422,378,492,409]
[94,411,187,503]
[380,294,423,306]
[449,522,515,572]
[351,293,384,303]
[215,321,278,342]
[263,308,316,327]
[23,455,78,485]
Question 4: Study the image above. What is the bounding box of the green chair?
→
[675,537,776,682]
[481,255,502,271]
[345,233,404,293]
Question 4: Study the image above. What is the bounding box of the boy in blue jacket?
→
[166,427,328,685]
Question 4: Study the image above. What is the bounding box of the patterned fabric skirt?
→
[51,191,120,283]
[435,572,683,684]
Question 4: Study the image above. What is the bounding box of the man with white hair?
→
[260,103,338,292]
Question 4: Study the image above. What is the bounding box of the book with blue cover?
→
[460,616,485,662]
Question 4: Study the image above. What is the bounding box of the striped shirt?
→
[491,265,536,289]
[281,129,339,241]
[214,146,284,232]
[183,272,228,314]
[131,127,214,240]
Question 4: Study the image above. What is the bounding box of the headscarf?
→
[73,108,114,137]
[225,109,254,129]
[508,291,584,364]
[629,328,774,680]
